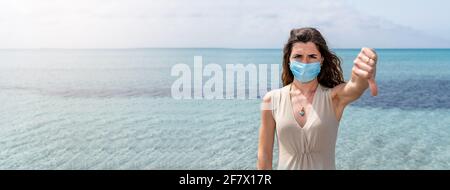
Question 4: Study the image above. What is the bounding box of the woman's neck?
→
[291,79,319,94]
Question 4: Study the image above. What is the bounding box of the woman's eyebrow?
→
[293,52,317,55]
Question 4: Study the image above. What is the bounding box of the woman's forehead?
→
[291,42,320,54]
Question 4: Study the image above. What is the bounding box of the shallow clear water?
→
[0,48,449,169]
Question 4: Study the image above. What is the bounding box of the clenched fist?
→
[352,47,378,96]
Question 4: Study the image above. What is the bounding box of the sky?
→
[0,0,449,49]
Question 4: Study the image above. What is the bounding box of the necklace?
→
[290,83,316,117]
[299,107,305,116]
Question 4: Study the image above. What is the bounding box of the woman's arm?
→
[332,47,378,108]
[257,91,276,170]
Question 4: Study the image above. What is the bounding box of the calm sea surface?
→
[0,48,449,169]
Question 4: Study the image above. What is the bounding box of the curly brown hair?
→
[282,27,345,88]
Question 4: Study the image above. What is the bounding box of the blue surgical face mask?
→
[289,60,321,83]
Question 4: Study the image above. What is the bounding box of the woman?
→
[257,27,378,170]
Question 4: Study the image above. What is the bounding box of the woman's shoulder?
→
[262,90,276,104]
[262,85,289,103]
[261,87,285,112]
[325,82,346,98]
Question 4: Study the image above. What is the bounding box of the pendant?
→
[299,107,305,116]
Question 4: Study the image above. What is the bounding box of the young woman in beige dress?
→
[257,27,378,170]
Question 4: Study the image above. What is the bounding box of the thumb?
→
[368,78,378,96]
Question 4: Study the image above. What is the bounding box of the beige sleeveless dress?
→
[271,83,339,170]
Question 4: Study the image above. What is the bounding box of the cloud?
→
[0,0,449,48]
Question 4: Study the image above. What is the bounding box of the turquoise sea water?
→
[0,48,449,169]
